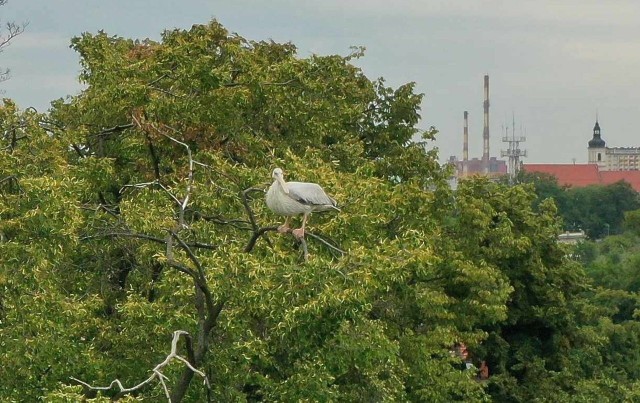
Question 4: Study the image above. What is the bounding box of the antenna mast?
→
[501,113,527,181]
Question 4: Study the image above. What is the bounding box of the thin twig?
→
[89,123,134,138]
[190,211,252,230]
[305,232,346,255]
[81,231,217,250]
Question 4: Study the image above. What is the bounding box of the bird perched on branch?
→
[265,167,339,239]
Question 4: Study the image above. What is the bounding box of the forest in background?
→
[1,21,640,402]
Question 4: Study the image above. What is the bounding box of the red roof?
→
[601,171,640,191]
[523,164,601,187]
[523,164,640,192]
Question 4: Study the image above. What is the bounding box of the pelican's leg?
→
[292,213,308,240]
[277,217,291,233]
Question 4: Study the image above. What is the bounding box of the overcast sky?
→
[2,0,640,163]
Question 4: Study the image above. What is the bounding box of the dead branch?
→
[156,125,195,228]
[81,231,217,251]
[89,123,134,139]
[305,232,346,256]
[0,19,28,82]
[189,211,252,230]
[80,123,222,401]
[71,330,210,402]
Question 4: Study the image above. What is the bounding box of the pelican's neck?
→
[275,176,289,194]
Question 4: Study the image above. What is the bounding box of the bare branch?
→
[261,78,297,86]
[0,17,28,82]
[0,21,27,51]
[149,85,185,98]
[243,226,309,262]
[305,232,346,256]
[80,231,217,251]
[71,330,210,402]
[88,123,134,139]
[0,175,18,186]
[241,187,265,233]
[80,203,119,220]
[244,225,278,252]
[244,226,344,262]
[146,73,169,87]
[190,211,252,230]
[70,143,86,158]
[157,124,194,227]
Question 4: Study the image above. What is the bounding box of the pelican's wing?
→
[286,181,338,208]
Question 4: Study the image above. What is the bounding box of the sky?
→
[2,0,640,164]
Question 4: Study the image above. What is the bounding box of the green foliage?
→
[3,19,640,403]
[0,22,491,401]
[517,171,640,239]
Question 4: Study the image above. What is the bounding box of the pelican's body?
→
[266,168,339,238]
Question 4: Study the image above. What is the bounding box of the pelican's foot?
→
[292,228,305,240]
[277,224,290,234]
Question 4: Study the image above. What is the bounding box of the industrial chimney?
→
[482,75,490,174]
[463,111,469,176]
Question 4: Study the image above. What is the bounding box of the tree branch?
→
[305,232,346,256]
[89,123,134,138]
[241,187,264,233]
[244,226,345,261]
[243,226,310,262]
[189,210,252,230]
[81,231,217,251]
[71,330,210,402]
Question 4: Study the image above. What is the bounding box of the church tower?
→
[588,120,606,167]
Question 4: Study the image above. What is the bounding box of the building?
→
[523,163,640,192]
[524,121,640,191]
[558,230,587,244]
[448,75,509,180]
[449,155,507,179]
[588,120,640,171]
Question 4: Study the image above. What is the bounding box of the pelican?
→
[266,167,339,239]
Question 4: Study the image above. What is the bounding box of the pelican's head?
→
[272,167,289,193]
[272,167,284,179]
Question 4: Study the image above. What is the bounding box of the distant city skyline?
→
[2,0,640,164]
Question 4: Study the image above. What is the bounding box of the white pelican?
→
[265,167,339,239]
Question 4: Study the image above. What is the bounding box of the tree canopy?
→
[2,20,640,402]
[516,171,640,239]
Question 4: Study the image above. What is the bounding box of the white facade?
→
[587,121,640,171]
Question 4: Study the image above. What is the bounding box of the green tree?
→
[518,171,640,238]
[1,21,505,401]
[6,19,640,403]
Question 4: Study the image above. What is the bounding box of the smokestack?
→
[482,75,490,174]
[482,75,489,173]
[463,111,469,176]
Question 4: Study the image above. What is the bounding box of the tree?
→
[434,178,622,401]
[5,19,640,403]
[517,171,640,238]
[1,21,506,401]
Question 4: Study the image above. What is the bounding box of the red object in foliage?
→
[479,361,489,380]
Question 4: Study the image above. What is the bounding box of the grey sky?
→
[2,0,640,163]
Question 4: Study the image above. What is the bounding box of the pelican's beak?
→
[277,174,289,194]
